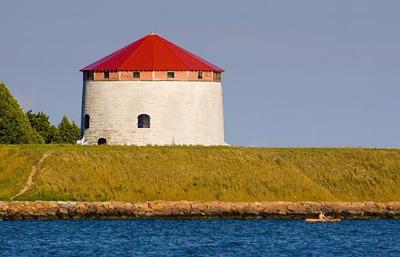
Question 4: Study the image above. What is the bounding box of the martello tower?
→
[80,34,224,145]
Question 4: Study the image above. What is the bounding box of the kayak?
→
[305,218,341,223]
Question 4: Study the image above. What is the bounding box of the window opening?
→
[138,114,150,128]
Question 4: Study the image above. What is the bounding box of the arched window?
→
[84,114,90,129]
[138,114,150,128]
[98,138,107,145]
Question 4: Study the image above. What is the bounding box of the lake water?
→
[1,219,399,256]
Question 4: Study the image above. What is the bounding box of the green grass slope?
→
[0,145,400,202]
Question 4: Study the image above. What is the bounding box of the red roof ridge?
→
[120,36,149,70]
[174,43,223,71]
[157,35,190,70]
[80,37,146,71]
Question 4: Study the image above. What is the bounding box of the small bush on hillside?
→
[57,116,80,144]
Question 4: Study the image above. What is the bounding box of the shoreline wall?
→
[1,201,400,220]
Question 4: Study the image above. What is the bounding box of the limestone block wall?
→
[81,80,224,145]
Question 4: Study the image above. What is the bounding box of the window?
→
[98,138,107,145]
[138,114,150,128]
[104,71,109,79]
[214,72,221,81]
[85,71,93,80]
[84,114,90,129]
[133,71,140,78]
[197,71,203,79]
[167,71,175,79]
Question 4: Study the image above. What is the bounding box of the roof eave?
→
[80,68,224,72]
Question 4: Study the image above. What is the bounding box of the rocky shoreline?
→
[1,201,400,220]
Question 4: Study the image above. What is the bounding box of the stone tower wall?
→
[81,80,224,145]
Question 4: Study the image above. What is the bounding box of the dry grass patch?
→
[0,145,399,202]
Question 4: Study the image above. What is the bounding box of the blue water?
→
[1,219,399,256]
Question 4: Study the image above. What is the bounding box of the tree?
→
[0,83,43,144]
[26,110,59,143]
[57,115,80,144]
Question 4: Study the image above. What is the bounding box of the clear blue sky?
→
[1,0,399,147]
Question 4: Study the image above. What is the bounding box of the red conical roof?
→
[80,34,223,72]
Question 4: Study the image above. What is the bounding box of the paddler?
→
[318,212,328,220]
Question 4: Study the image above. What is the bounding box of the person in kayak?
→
[319,212,328,220]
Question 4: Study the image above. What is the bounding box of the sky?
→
[1,0,399,147]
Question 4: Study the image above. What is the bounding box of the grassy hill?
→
[1,145,400,202]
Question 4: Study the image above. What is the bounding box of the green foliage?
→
[0,83,43,144]
[56,116,80,144]
[26,110,59,143]
[1,145,400,202]
[0,83,80,145]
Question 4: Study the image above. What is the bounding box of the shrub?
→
[0,83,43,144]
[26,110,59,143]
[57,116,80,144]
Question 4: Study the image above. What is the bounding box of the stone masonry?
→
[81,80,224,145]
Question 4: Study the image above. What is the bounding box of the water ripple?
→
[0,219,399,256]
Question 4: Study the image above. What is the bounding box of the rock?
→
[231,202,260,217]
[132,202,151,217]
[259,201,288,217]
[56,201,70,218]
[171,201,191,216]
[148,201,174,216]
[0,202,8,217]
